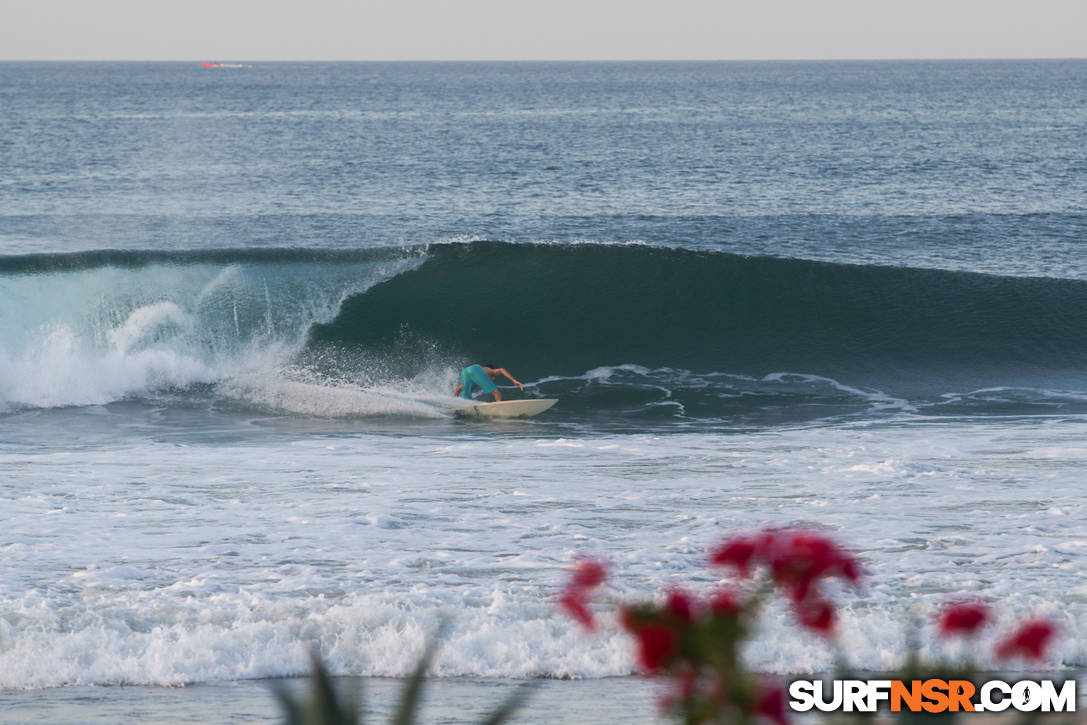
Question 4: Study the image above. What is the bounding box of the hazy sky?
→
[3,0,1086,61]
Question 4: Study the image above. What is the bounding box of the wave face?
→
[5,242,1087,421]
[311,242,1087,393]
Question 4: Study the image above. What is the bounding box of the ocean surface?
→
[1,60,1086,722]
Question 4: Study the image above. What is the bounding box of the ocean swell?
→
[4,242,1087,418]
[311,241,1087,393]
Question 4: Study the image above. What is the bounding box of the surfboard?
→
[455,398,558,418]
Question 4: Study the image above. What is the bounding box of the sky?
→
[2,0,1086,61]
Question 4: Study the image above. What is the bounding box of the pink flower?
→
[996,619,1058,661]
[938,601,990,637]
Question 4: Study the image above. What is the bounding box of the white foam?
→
[762,371,915,412]
[0,320,216,409]
[0,256,423,412]
[2,423,1085,689]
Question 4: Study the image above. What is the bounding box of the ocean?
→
[1,60,1086,723]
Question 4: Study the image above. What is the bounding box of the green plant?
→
[275,645,533,725]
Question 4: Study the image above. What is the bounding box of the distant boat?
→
[201,62,249,69]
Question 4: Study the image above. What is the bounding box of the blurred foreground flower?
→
[559,526,1062,725]
[937,600,991,638]
[995,618,1058,661]
[710,528,862,636]
[560,527,861,724]
[558,558,607,630]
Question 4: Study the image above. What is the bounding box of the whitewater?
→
[2,60,1087,722]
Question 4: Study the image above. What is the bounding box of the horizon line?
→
[2,56,1086,63]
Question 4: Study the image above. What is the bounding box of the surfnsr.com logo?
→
[789,679,1077,713]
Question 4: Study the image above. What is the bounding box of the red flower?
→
[794,597,835,635]
[571,559,607,590]
[839,556,861,584]
[559,590,595,630]
[996,619,1057,661]
[938,601,990,637]
[618,606,678,673]
[757,684,789,725]
[710,536,760,576]
[710,589,741,617]
[667,589,695,622]
[711,529,861,603]
[558,557,607,631]
[764,530,860,604]
[632,624,676,673]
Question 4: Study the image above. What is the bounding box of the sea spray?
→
[0,250,423,411]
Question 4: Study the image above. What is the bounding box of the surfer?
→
[454,363,524,402]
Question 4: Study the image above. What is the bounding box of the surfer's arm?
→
[497,369,524,390]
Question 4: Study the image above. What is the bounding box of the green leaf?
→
[272,683,305,725]
[273,651,362,725]
[477,682,536,725]
[391,641,437,725]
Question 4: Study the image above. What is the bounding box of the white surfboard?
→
[455,398,558,418]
